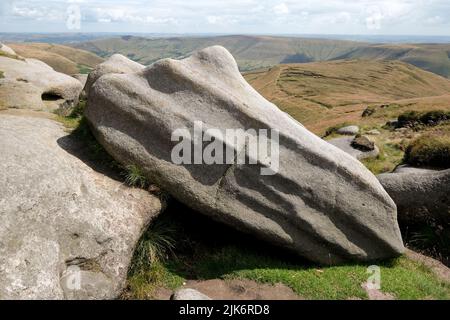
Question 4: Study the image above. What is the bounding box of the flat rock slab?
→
[0,115,162,300]
[328,136,380,160]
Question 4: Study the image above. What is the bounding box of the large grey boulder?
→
[84,54,144,96]
[328,136,380,160]
[86,46,404,265]
[0,55,82,114]
[378,169,450,224]
[0,114,162,300]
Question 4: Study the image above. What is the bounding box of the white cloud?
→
[273,3,289,15]
[1,0,450,34]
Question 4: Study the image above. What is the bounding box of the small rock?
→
[393,165,439,174]
[351,135,375,152]
[171,289,212,301]
[328,136,379,160]
[337,125,360,135]
[367,129,381,136]
[385,120,399,128]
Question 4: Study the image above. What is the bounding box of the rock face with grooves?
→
[0,115,162,300]
[86,46,404,265]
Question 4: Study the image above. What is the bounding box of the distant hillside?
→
[73,35,450,77]
[73,35,365,71]
[7,43,104,75]
[336,44,450,79]
[245,60,450,135]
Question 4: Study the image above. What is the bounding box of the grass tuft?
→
[123,165,149,189]
[404,134,450,169]
[125,217,182,300]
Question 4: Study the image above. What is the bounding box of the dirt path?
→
[153,279,302,300]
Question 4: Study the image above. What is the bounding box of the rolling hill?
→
[7,43,104,75]
[244,60,450,135]
[73,35,450,78]
[73,35,366,71]
[336,43,450,79]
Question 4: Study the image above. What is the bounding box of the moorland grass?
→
[404,134,450,169]
[124,205,450,300]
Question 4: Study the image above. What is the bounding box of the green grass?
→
[123,165,149,189]
[362,142,405,175]
[125,218,182,300]
[77,64,92,74]
[0,70,4,79]
[123,205,450,300]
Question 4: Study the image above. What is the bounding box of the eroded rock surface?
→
[0,55,82,114]
[378,169,450,224]
[86,46,404,265]
[0,114,162,300]
[84,54,144,96]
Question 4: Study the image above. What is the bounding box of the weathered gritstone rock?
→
[84,54,145,96]
[0,55,82,114]
[337,125,360,136]
[0,43,17,56]
[378,169,450,224]
[86,46,404,265]
[0,115,162,300]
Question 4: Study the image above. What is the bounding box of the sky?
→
[0,0,449,35]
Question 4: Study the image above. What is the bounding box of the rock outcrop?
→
[337,125,359,135]
[328,136,380,160]
[0,43,16,56]
[0,114,162,299]
[84,54,144,96]
[86,46,404,265]
[0,55,82,114]
[378,169,450,224]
